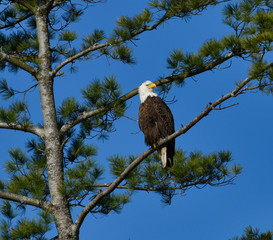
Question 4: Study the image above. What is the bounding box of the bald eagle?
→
[138,81,175,168]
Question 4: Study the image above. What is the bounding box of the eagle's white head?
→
[138,80,158,103]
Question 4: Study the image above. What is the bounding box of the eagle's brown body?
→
[138,95,175,167]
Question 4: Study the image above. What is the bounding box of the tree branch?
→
[51,42,110,77]
[0,190,50,210]
[11,0,36,13]
[0,121,44,137]
[73,62,270,234]
[0,52,38,76]
[51,12,175,77]
[0,13,33,30]
[89,180,234,192]
[60,52,235,135]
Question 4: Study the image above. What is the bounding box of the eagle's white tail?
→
[160,147,167,168]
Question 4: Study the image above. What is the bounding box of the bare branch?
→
[89,181,233,192]
[51,42,110,77]
[73,62,270,233]
[0,190,50,210]
[211,102,239,110]
[240,82,273,93]
[0,121,44,137]
[0,52,38,77]
[120,114,138,122]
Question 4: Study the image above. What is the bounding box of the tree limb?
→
[0,13,33,30]
[73,62,270,234]
[0,121,44,137]
[89,180,235,192]
[0,52,38,76]
[0,190,50,210]
[51,42,111,77]
[51,11,177,77]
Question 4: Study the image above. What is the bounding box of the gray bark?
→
[35,7,75,239]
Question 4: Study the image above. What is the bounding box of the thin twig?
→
[121,114,138,122]
[212,102,239,110]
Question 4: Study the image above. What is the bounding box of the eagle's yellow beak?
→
[147,83,156,89]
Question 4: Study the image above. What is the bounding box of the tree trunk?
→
[35,7,76,240]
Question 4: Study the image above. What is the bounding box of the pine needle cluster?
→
[0,200,52,240]
[108,149,242,205]
[232,226,273,240]
[166,0,273,91]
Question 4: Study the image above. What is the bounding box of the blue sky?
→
[1,0,273,239]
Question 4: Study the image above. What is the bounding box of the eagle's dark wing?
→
[139,96,175,150]
[151,96,175,138]
[152,96,175,167]
[139,97,161,146]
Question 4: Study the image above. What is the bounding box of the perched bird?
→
[138,80,175,168]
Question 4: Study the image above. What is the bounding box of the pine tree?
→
[0,0,272,239]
